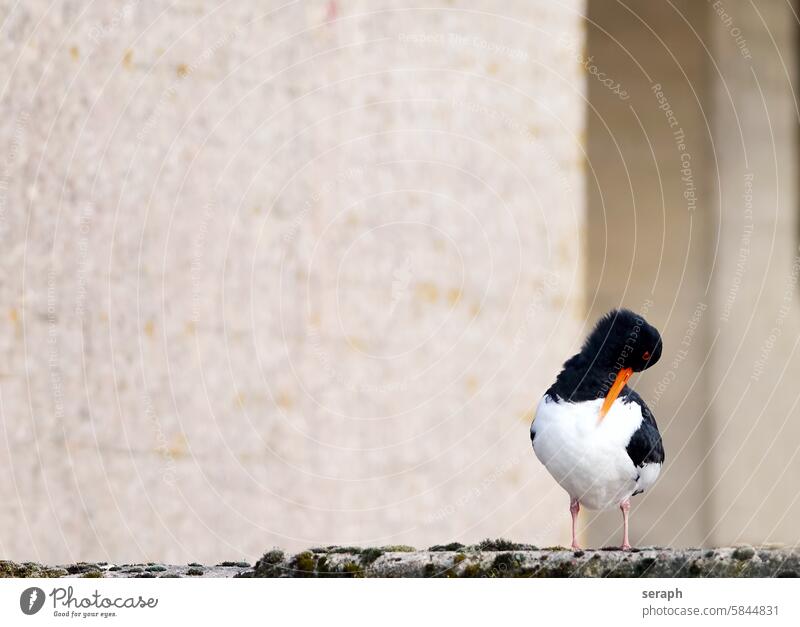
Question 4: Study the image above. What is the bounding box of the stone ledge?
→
[3,543,799,578]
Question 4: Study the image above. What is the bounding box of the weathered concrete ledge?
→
[3,541,799,578]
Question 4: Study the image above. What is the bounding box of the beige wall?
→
[706,0,800,547]
[586,0,800,548]
[0,1,587,563]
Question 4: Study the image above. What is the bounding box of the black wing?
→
[622,390,665,467]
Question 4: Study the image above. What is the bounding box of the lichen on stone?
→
[476,538,537,551]
[340,561,364,577]
[290,551,317,577]
[359,548,384,566]
[0,561,67,578]
[429,542,465,552]
[251,549,286,577]
[490,552,522,577]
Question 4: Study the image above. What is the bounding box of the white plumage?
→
[531,395,662,510]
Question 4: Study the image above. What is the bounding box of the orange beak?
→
[598,367,633,421]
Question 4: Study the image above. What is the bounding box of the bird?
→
[530,309,665,550]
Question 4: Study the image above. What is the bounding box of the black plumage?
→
[622,389,665,468]
[546,308,663,403]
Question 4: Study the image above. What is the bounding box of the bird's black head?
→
[582,308,662,373]
[546,308,663,405]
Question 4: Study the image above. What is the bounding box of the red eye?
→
[642,351,651,360]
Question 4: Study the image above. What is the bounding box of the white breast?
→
[531,395,659,510]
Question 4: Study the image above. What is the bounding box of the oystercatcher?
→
[530,309,665,550]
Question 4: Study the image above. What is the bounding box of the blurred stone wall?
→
[705,0,800,547]
[0,1,587,563]
[585,0,800,549]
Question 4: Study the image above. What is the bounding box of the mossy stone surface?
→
[3,544,796,578]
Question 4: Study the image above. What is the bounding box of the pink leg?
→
[569,497,581,550]
[620,498,631,550]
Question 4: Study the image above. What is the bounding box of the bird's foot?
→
[571,541,581,550]
[620,543,631,551]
